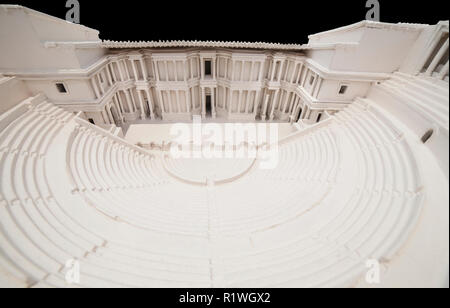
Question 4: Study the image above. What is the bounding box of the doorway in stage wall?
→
[205,95,212,118]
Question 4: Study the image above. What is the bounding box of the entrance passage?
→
[205,95,212,117]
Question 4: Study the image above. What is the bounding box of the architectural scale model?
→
[0,5,448,288]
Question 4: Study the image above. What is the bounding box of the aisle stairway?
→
[0,92,436,287]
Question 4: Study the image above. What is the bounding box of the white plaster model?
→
[0,5,448,288]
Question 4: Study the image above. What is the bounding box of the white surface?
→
[0,6,448,288]
[0,95,447,288]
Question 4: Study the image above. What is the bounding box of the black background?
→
[1,0,448,43]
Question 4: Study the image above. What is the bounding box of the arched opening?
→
[421,129,434,144]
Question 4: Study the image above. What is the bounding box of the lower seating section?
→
[213,126,339,236]
[67,120,210,236]
[213,99,424,287]
[0,93,426,287]
[0,96,212,288]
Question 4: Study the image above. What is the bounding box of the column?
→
[124,89,134,113]
[311,75,319,95]
[130,89,138,111]
[300,104,307,120]
[91,77,100,99]
[212,58,217,80]
[237,90,243,114]
[97,74,105,95]
[245,91,251,114]
[101,110,110,125]
[153,61,160,82]
[190,58,194,79]
[293,102,302,123]
[253,90,262,117]
[131,59,139,81]
[145,89,155,119]
[285,93,292,113]
[277,61,284,82]
[140,58,148,81]
[239,61,244,81]
[228,89,233,116]
[117,61,125,81]
[106,105,115,125]
[262,92,270,121]
[201,59,205,80]
[270,60,276,81]
[190,88,195,110]
[113,95,124,121]
[304,106,312,120]
[291,63,297,83]
[137,90,146,119]
[211,87,216,118]
[186,90,191,113]
[279,91,285,112]
[270,90,279,120]
[258,62,264,82]
[249,61,255,82]
[165,61,169,81]
[426,38,449,76]
[290,96,299,114]
[173,61,178,82]
[301,68,308,87]
[313,77,323,98]
[231,60,236,82]
[123,60,131,80]
[109,63,118,82]
[201,87,206,118]
[296,64,303,84]
[106,65,113,86]
[158,91,165,114]
[224,58,229,80]
[176,90,181,113]
[183,60,188,82]
[116,93,125,115]
[167,91,173,113]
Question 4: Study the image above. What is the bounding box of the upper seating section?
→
[368,72,449,178]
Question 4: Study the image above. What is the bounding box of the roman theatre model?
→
[0,5,448,288]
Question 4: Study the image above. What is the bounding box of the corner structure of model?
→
[0,5,448,288]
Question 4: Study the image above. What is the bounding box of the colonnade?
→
[85,51,338,126]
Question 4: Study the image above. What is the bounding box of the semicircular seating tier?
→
[0,94,433,288]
